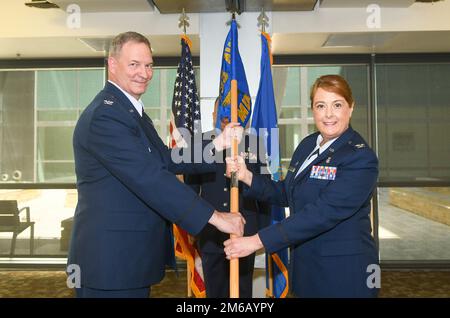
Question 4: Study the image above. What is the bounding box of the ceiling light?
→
[24,0,59,9]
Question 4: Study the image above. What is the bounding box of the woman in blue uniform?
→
[225,75,379,297]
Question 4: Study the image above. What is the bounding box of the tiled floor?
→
[378,188,450,261]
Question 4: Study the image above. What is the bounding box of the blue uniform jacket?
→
[246,127,379,297]
[185,132,271,253]
[68,82,217,290]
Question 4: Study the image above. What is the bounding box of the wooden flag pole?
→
[229,79,239,298]
[187,262,192,297]
[176,173,192,297]
[267,254,274,297]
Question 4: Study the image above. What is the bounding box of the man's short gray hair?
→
[108,31,152,58]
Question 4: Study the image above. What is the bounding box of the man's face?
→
[108,41,153,100]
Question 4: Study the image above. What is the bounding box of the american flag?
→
[171,35,206,298]
[171,36,201,141]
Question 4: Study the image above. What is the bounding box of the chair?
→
[0,200,34,256]
[60,217,73,251]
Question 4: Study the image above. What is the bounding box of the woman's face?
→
[312,87,354,144]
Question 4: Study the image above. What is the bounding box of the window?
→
[36,69,104,182]
[375,62,450,262]
[376,63,450,182]
[1,56,449,265]
[1,66,184,184]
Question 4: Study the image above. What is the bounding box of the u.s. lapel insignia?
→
[326,157,331,164]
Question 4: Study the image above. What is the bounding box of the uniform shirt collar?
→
[315,134,338,155]
[108,80,143,117]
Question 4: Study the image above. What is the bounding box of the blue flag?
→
[216,19,251,129]
[251,32,289,298]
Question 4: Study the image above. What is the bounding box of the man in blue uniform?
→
[185,98,271,298]
[68,32,245,298]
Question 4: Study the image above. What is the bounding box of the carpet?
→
[0,270,449,298]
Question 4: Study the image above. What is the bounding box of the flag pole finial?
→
[226,0,242,15]
[257,8,269,33]
[226,12,241,28]
[178,8,190,35]
[226,0,241,27]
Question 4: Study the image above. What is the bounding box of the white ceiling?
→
[1,0,450,59]
[272,31,450,54]
[3,30,449,59]
[1,35,201,59]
